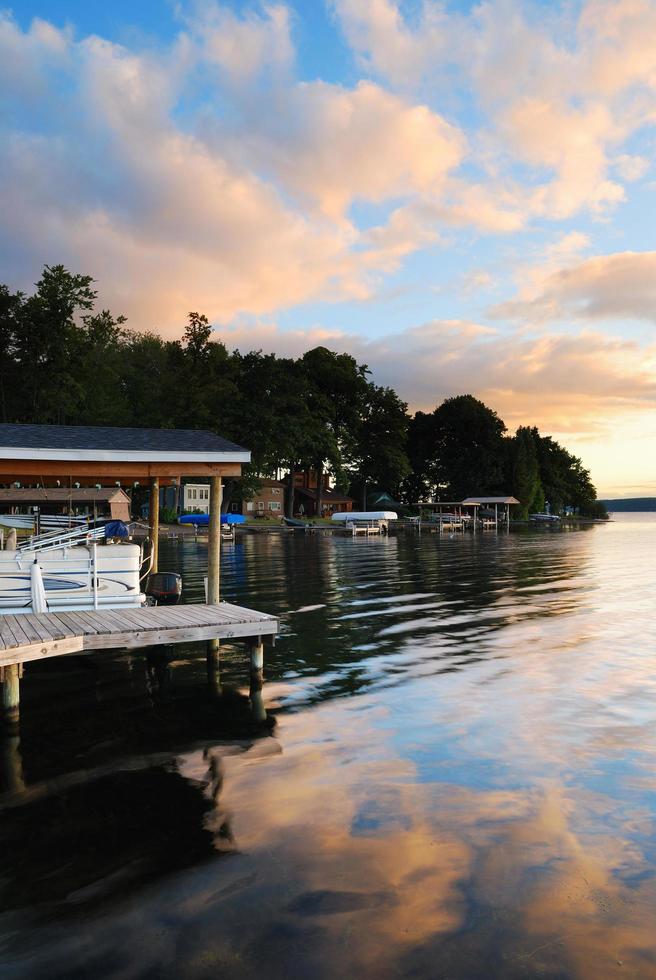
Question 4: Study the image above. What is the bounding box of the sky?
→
[1,0,656,497]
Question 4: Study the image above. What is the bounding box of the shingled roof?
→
[0,488,129,504]
[0,424,248,457]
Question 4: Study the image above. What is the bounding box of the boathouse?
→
[0,423,278,733]
[0,486,131,522]
[462,496,520,529]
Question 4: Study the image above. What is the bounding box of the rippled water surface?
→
[1,516,656,978]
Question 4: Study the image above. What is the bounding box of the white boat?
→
[331,511,397,522]
[0,514,88,531]
[530,513,561,523]
[0,524,146,615]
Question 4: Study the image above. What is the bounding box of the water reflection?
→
[1,518,655,978]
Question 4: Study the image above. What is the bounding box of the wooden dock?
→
[0,602,278,669]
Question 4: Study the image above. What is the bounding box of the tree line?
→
[0,265,606,518]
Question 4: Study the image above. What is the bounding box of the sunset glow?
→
[2,0,656,494]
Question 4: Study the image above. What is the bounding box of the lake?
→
[1,515,655,978]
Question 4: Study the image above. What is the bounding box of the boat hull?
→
[0,544,145,614]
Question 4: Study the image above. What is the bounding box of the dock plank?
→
[0,601,278,668]
[60,611,101,635]
[0,617,17,650]
[46,614,82,639]
[5,616,33,648]
[75,612,119,635]
[116,609,163,630]
[13,615,50,645]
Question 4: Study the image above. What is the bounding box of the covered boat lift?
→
[0,423,277,734]
[461,496,520,531]
[413,501,480,532]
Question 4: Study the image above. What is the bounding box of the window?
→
[270,501,281,512]
[257,500,265,511]
[271,488,281,495]
[247,502,254,512]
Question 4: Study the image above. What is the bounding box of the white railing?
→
[18,523,106,555]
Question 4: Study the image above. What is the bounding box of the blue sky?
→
[1,0,656,494]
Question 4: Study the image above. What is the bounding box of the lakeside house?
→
[242,479,285,517]
[183,483,211,515]
[292,469,354,517]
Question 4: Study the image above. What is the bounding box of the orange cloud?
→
[492,250,656,323]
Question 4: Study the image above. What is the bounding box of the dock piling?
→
[149,477,160,573]
[1,664,21,735]
[249,636,264,674]
[249,636,266,721]
[207,475,222,659]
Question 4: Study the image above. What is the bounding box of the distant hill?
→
[599,498,656,512]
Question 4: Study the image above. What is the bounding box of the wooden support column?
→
[0,733,25,795]
[149,477,160,574]
[207,475,222,605]
[248,636,266,722]
[1,664,20,735]
[207,475,222,658]
[249,637,264,674]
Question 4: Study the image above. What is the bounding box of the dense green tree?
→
[402,410,440,502]
[349,385,410,508]
[0,264,604,519]
[509,426,543,518]
[300,347,370,514]
[0,285,22,422]
[535,434,600,516]
[12,265,96,423]
[404,395,506,501]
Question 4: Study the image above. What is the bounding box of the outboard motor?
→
[145,571,182,605]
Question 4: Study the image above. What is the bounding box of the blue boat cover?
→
[105,520,130,537]
[178,513,247,526]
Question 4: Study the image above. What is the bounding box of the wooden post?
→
[207,476,222,658]
[207,475,222,605]
[250,672,266,722]
[249,637,264,673]
[316,461,324,519]
[249,636,266,722]
[286,467,295,518]
[0,733,25,795]
[149,477,160,574]
[206,647,222,696]
[1,664,20,735]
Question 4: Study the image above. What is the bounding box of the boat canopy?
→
[179,512,246,526]
[331,511,397,522]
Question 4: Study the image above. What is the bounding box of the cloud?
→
[182,1,294,82]
[211,79,466,220]
[492,251,656,323]
[333,0,656,220]
[331,0,451,88]
[0,9,471,329]
[219,317,656,435]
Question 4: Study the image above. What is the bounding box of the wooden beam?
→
[0,462,243,479]
[207,475,222,606]
[149,478,159,574]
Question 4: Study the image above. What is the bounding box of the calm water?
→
[1,516,656,978]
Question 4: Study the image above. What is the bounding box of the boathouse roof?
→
[0,424,249,463]
[0,487,129,504]
[462,496,520,505]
